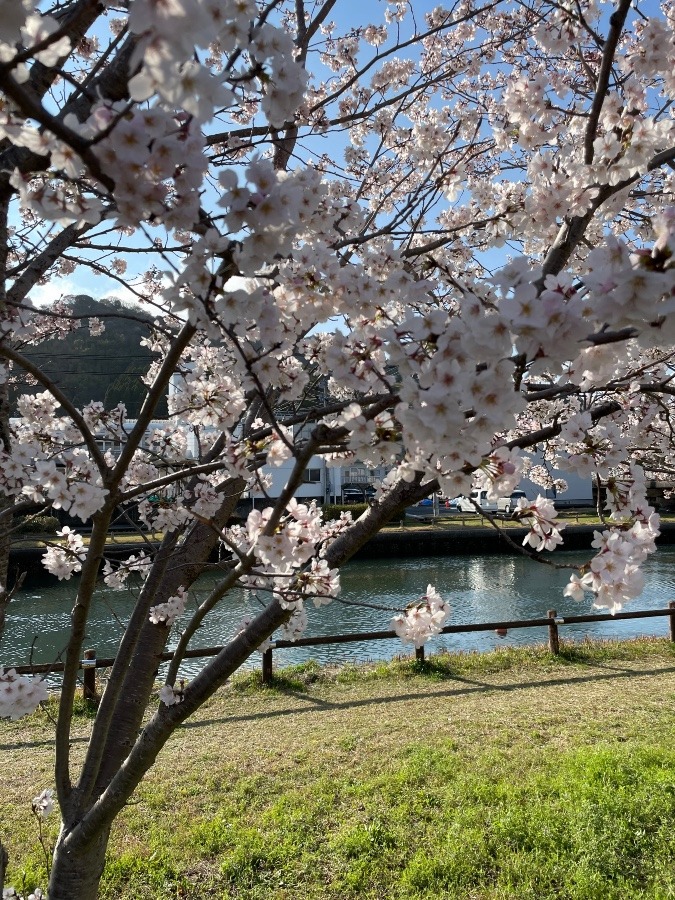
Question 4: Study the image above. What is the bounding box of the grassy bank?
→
[2,639,675,899]
[12,513,675,546]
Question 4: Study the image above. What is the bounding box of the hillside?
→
[13,295,166,417]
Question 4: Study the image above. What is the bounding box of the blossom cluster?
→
[229,500,344,606]
[213,501,346,643]
[0,0,68,87]
[90,105,207,231]
[0,668,48,720]
[2,888,45,900]
[137,478,223,536]
[279,605,309,642]
[564,468,660,612]
[159,683,184,707]
[513,496,566,552]
[391,585,450,649]
[42,527,87,581]
[168,343,247,426]
[1,0,309,234]
[103,552,152,591]
[127,0,307,129]
[564,517,660,613]
[474,448,523,501]
[32,788,54,818]
[149,587,189,627]
[0,394,108,522]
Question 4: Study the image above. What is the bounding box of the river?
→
[2,550,675,678]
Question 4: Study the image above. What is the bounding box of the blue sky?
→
[27,0,666,308]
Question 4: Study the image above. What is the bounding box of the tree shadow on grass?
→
[3,659,673,751]
[178,661,675,730]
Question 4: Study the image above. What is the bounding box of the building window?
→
[97,439,123,455]
[302,467,322,483]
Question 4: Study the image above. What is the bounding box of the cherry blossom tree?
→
[1,0,674,895]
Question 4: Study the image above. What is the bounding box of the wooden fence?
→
[9,601,675,698]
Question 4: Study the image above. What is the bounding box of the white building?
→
[519,454,594,508]
[247,457,388,505]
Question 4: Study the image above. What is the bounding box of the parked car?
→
[341,485,377,503]
[431,497,461,509]
[455,489,499,513]
[418,493,446,507]
[497,490,529,514]
[342,489,366,503]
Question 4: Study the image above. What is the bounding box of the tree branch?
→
[583,0,633,165]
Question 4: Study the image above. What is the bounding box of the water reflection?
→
[3,550,675,678]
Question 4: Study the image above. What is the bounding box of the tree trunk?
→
[91,508,239,797]
[48,824,111,900]
[0,196,11,643]
[0,493,12,643]
[0,838,8,895]
[45,478,426,898]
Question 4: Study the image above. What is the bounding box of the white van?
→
[496,490,528,514]
[455,489,499,513]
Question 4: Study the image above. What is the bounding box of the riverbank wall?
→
[356,523,597,558]
[10,522,675,587]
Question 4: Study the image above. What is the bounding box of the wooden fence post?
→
[547,610,560,655]
[262,648,273,683]
[669,601,675,643]
[82,648,97,702]
[415,645,425,662]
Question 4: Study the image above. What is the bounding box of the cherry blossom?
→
[42,527,87,581]
[2,889,45,900]
[158,683,184,707]
[391,586,451,648]
[149,587,188,626]
[32,788,54,818]
[513,496,566,553]
[0,668,47,720]
[563,469,660,612]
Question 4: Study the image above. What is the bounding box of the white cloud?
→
[28,277,92,307]
[27,273,140,308]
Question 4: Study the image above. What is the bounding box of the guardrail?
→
[9,602,675,697]
[260,603,675,681]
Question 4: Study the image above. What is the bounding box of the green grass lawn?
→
[15,513,675,545]
[2,640,675,899]
[11,531,165,549]
[387,511,675,531]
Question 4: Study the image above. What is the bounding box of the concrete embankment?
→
[354,523,599,558]
[360,521,675,557]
